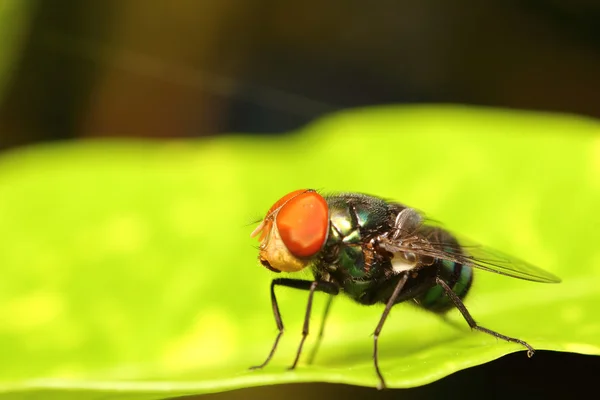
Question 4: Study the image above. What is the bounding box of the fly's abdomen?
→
[416,259,474,313]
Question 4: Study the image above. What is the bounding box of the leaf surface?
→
[0,106,598,398]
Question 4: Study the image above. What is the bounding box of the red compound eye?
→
[266,189,307,216]
[275,190,329,258]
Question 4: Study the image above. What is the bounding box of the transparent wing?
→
[381,208,561,283]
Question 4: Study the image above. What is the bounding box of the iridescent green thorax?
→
[327,193,391,234]
[313,193,474,310]
[313,193,401,299]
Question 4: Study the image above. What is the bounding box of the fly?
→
[249,189,561,389]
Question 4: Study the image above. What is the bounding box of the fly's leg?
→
[289,281,339,370]
[306,295,334,365]
[436,277,535,357]
[372,273,409,390]
[249,279,309,370]
[250,278,339,371]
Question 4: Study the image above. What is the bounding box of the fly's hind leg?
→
[436,277,535,357]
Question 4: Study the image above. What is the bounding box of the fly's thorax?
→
[316,193,400,281]
[325,193,398,235]
[318,211,367,279]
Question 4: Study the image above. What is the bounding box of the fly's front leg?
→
[436,277,535,356]
[249,279,291,370]
[288,281,339,370]
[250,278,339,371]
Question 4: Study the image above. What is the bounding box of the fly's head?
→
[251,189,329,273]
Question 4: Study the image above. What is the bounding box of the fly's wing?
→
[434,236,560,283]
[382,209,561,283]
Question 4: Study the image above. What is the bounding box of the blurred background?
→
[2,0,600,149]
[0,0,599,399]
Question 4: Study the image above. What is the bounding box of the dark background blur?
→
[1,0,600,150]
[0,1,598,399]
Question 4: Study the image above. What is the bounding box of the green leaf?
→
[0,105,598,398]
